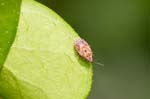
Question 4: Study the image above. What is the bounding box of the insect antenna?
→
[93,60,104,67]
[92,54,104,68]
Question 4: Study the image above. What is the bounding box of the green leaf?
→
[0,0,92,99]
[0,0,21,70]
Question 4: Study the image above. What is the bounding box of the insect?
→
[74,38,104,66]
[74,38,93,62]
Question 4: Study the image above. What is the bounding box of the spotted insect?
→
[74,38,93,62]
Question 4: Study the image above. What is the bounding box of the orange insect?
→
[74,38,104,67]
[74,38,93,62]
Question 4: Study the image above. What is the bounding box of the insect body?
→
[74,38,93,62]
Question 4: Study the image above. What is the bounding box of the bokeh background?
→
[37,0,149,99]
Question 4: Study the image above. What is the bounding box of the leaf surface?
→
[0,0,92,99]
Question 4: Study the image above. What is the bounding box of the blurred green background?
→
[37,0,148,99]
